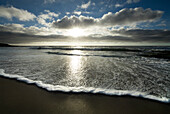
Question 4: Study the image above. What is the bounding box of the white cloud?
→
[73,11,82,15]
[37,10,59,26]
[100,7,163,25]
[83,11,91,14]
[66,12,70,15]
[92,3,95,6]
[156,21,166,27]
[0,6,36,21]
[115,0,140,8]
[43,0,73,4]
[127,0,140,4]
[79,1,91,9]
[73,11,91,15]
[44,0,56,4]
[53,8,163,29]
[44,10,59,18]
[115,4,123,8]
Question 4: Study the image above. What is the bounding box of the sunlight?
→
[70,56,82,72]
[70,50,82,72]
[66,28,86,37]
[68,50,83,86]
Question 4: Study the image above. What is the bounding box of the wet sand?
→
[0,76,169,114]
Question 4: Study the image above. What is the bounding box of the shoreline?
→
[0,69,169,103]
[0,76,170,114]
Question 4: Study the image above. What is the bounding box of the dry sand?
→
[0,76,169,114]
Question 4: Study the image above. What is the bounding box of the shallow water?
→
[0,46,170,103]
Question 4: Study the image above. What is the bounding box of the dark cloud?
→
[52,7,163,29]
[0,21,169,45]
[0,28,170,45]
[0,24,69,44]
[112,29,170,42]
[52,15,97,29]
[0,24,24,33]
[0,31,69,44]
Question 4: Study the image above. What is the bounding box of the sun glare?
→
[67,28,85,37]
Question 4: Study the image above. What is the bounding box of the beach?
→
[0,76,169,114]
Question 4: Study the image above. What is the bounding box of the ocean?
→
[0,46,170,103]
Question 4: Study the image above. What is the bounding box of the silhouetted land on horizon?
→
[0,43,12,47]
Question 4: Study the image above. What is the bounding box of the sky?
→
[0,0,170,46]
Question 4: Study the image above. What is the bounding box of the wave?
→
[32,46,170,59]
[138,51,170,60]
[47,51,170,59]
[46,52,131,58]
[31,46,170,52]
[31,47,143,52]
[0,69,169,103]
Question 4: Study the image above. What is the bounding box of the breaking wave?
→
[0,69,169,103]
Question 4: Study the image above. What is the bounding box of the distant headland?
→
[0,43,13,47]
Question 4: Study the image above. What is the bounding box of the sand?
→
[0,76,169,114]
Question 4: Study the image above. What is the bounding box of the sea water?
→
[0,46,170,103]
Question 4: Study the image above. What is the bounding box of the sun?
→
[66,28,85,37]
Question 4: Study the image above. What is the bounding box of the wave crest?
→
[0,69,169,103]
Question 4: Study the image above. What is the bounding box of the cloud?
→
[111,29,170,42]
[0,27,170,45]
[37,10,59,26]
[73,11,82,15]
[80,1,91,9]
[0,23,59,36]
[0,23,24,33]
[52,8,163,29]
[0,31,69,44]
[73,11,91,15]
[83,11,91,14]
[115,0,140,8]
[66,12,70,15]
[0,23,75,44]
[156,21,166,27]
[115,4,123,8]
[43,0,74,4]
[0,6,36,21]
[44,0,56,4]
[0,23,170,45]
[53,15,98,29]
[100,7,163,25]
[77,1,95,9]
[126,0,140,4]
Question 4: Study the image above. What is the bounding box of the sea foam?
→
[0,69,169,103]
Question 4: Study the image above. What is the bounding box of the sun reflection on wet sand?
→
[63,96,93,113]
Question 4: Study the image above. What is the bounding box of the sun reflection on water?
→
[68,49,84,86]
[71,50,82,55]
[70,56,82,73]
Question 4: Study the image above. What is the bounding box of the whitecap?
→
[0,69,169,103]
